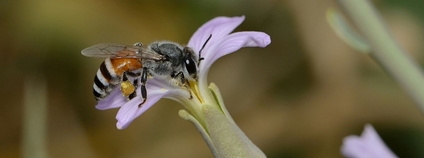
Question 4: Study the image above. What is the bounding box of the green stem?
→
[337,0,424,112]
[202,103,265,158]
[179,83,266,158]
[23,76,48,158]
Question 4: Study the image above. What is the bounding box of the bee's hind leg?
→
[120,70,147,107]
[126,72,141,101]
[128,79,138,100]
[120,71,138,101]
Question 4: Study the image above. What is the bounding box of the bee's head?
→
[182,46,198,81]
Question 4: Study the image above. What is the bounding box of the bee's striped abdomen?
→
[93,58,119,101]
[92,58,143,101]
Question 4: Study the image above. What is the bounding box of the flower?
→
[341,124,398,158]
[96,16,271,129]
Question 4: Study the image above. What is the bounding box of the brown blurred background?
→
[1,0,424,157]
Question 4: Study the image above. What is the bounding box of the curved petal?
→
[199,31,271,77]
[115,79,165,129]
[115,78,189,129]
[188,16,245,53]
[115,96,144,129]
[115,86,190,130]
[116,89,167,129]
[96,87,126,110]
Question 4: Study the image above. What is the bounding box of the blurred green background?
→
[1,0,424,157]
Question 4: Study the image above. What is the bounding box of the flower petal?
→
[200,31,271,76]
[188,16,245,53]
[95,87,126,110]
[116,92,165,130]
[115,77,191,129]
[114,79,171,129]
[341,124,397,158]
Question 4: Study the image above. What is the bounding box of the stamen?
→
[188,80,204,104]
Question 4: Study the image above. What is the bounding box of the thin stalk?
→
[23,76,48,158]
[337,0,424,113]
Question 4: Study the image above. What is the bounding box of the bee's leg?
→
[122,71,141,100]
[172,71,193,99]
[126,71,141,77]
[120,72,137,101]
[138,67,148,107]
[128,79,138,100]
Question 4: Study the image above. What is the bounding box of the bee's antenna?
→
[198,34,212,63]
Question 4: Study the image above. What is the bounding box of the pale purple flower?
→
[341,124,398,158]
[96,16,271,129]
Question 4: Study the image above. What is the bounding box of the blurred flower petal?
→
[341,124,397,158]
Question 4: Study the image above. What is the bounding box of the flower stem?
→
[202,103,266,158]
[179,109,217,154]
[179,83,266,158]
[337,0,424,112]
[23,76,48,158]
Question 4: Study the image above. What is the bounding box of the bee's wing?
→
[81,43,164,60]
[81,43,129,58]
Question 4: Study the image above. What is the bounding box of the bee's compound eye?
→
[185,57,197,76]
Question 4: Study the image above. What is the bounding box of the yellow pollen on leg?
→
[120,80,135,97]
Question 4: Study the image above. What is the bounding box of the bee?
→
[82,38,210,106]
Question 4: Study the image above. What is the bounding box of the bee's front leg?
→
[138,67,148,107]
[171,71,193,100]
